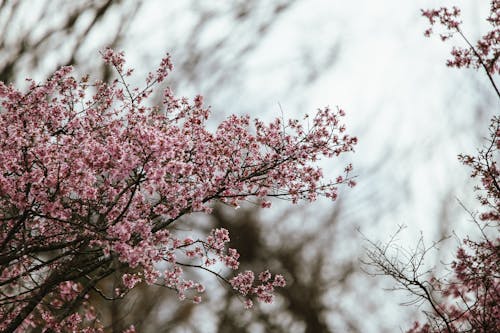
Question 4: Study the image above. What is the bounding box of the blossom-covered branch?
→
[0,49,356,332]
[422,0,500,97]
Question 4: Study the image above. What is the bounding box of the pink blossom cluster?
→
[0,49,356,331]
[422,0,500,74]
[407,239,499,332]
[459,116,500,224]
[229,270,286,308]
[3,280,99,333]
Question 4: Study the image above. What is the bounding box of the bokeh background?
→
[0,1,496,332]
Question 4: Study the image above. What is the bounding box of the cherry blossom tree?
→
[365,2,499,332]
[365,117,499,331]
[0,49,356,332]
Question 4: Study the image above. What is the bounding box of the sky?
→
[95,1,497,330]
[1,0,497,331]
[122,1,496,331]
[121,0,496,241]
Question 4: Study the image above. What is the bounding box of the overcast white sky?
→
[1,1,497,331]
[123,0,496,238]
[124,1,498,330]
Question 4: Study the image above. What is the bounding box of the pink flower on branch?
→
[422,0,500,96]
[0,49,356,331]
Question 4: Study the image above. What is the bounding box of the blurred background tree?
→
[0,0,139,83]
[0,0,494,332]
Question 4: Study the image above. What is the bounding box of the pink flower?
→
[122,274,142,289]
